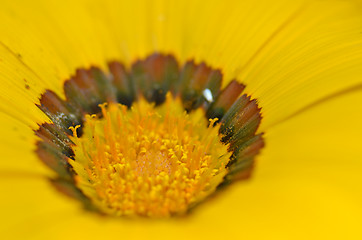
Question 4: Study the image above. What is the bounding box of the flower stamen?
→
[69,94,230,217]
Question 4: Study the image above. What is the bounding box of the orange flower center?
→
[69,94,231,217]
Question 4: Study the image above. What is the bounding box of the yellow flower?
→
[1,0,362,239]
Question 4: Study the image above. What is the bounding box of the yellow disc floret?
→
[69,94,231,217]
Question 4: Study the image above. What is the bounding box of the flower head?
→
[1,0,362,239]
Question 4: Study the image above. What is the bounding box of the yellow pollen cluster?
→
[69,94,231,217]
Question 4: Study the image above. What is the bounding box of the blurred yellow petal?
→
[0,112,50,176]
[249,88,362,239]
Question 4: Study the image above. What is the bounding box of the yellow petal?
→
[248,88,362,238]
[0,111,51,176]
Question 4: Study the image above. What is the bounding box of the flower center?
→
[69,95,230,217]
[35,53,264,218]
